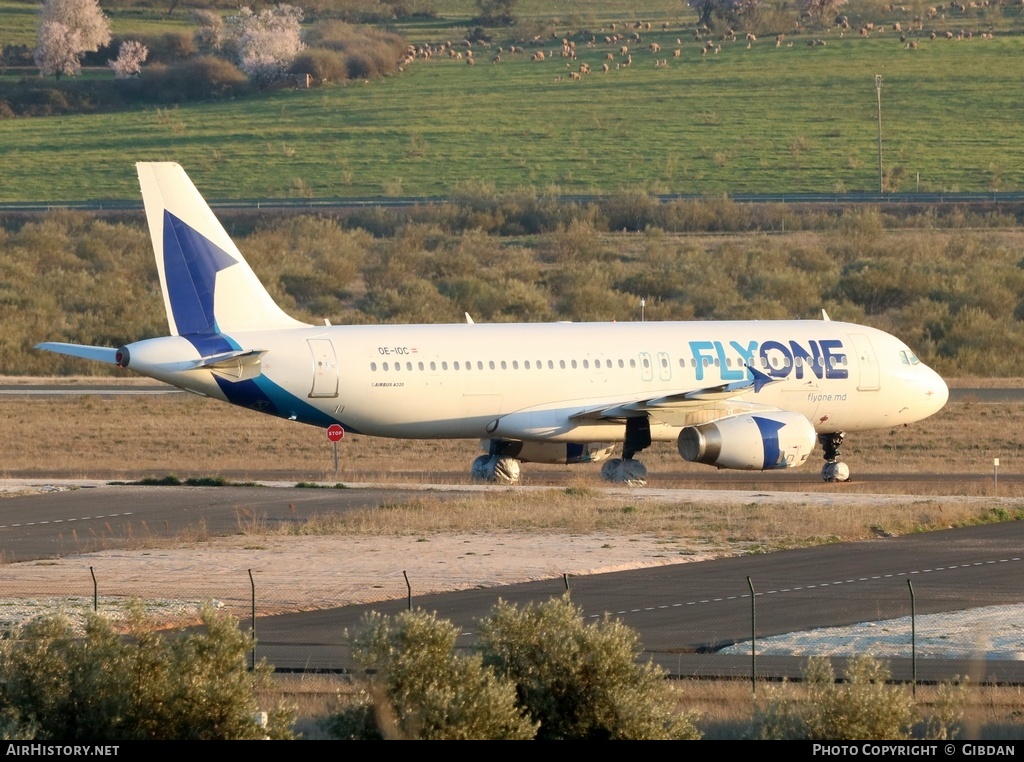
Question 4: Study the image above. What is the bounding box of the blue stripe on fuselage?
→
[163,211,237,335]
[213,375,359,432]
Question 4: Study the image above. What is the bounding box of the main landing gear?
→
[471,453,521,484]
[819,431,850,482]
[600,417,651,487]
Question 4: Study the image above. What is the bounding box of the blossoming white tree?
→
[227,4,304,85]
[34,0,111,78]
[109,40,148,78]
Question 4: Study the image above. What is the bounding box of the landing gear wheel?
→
[471,454,521,484]
[818,431,848,483]
[821,461,850,483]
[600,458,648,486]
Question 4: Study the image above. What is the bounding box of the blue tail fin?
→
[136,163,305,336]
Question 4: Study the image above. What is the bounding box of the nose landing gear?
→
[819,431,850,482]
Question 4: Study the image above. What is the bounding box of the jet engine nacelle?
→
[483,439,616,465]
[677,411,816,470]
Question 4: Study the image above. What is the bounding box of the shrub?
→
[478,595,701,740]
[138,55,249,102]
[754,656,915,740]
[289,48,348,82]
[326,610,536,740]
[0,604,293,740]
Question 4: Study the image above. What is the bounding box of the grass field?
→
[2,8,1024,200]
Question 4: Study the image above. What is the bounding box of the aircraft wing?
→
[569,366,780,423]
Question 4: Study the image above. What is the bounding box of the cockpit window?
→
[899,350,921,366]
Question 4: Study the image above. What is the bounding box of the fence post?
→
[90,566,97,612]
[748,576,756,695]
[404,571,411,611]
[249,569,256,671]
[908,579,916,696]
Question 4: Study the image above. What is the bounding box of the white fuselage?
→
[133,319,948,444]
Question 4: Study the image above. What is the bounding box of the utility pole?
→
[875,74,884,193]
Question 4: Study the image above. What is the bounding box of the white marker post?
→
[994,457,999,494]
[327,424,345,476]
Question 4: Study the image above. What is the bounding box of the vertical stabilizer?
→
[136,162,305,335]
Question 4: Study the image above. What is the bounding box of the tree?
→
[327,610,537,740]
[226,4,304,86]
[478,595,701,740]
[109,40,148,78]
[0,605,294,740]
[474,0,518,26]
[34,0,111,78]
[688,0,763,29]
[800,0,849,27]
[191,9,224,53]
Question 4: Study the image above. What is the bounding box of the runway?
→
[1,479,1022,681]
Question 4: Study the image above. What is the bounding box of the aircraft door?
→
[850,333,880,391]
[308,338,339,398]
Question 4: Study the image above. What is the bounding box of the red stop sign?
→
[326,424,345,442]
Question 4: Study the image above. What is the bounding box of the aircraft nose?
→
[922,367,949,415]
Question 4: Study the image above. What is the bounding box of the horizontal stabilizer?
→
[35,342,119,365]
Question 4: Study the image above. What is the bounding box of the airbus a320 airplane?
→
[38,163,948,485]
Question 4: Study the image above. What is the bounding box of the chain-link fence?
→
[2,562,1022,684]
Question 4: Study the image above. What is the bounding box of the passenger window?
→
[370,362,377,371]
[383,362,389,371]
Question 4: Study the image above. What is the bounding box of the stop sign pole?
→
[326,424,344,476]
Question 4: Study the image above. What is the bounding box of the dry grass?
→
[259,491,1015,552]
[0,379,1020,494]
[267,670,1024,740]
